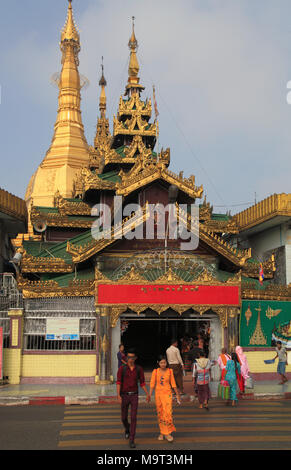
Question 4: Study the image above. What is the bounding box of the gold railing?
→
[0,188,27,223]
[234,193,291,231]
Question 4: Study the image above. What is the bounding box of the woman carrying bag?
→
[192,350,212,410]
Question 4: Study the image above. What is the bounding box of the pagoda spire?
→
[99,56,107,118]
[61,0,80,45]
[94,58,111,151]
[25,0,90,208]
[125,17,144,96]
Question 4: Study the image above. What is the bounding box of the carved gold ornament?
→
[245,304,252,326]
[108,304,232,328]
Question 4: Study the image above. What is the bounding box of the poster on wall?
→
[0,327,3,380]
[240,300,291,347]
[45,318,80,341]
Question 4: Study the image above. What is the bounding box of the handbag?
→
[217,383,230,399]
[221,379,229,387]
[245,376,254,389]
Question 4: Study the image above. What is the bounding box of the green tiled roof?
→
[23,241,57,257]
[211,213,231,221]
[35,206,59,214]
[64,198,83,202]
[38,241,72,263]
[98,170,121,183]
[41,268,95,287]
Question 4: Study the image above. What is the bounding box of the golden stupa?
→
[25,0,90,210]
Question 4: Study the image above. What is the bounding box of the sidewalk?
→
[0,377,291,406]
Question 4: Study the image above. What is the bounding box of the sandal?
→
[158,434,164,441]
[165,434,174,442]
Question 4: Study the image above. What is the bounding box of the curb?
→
[0,392,290,406]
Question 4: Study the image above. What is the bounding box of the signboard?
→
[96,284,240,306]
[0,327,3,380]
[46,318,80,341]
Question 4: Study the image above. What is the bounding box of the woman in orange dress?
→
[149,355,181,442]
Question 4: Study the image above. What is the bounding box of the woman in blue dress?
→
[225,352,241,406]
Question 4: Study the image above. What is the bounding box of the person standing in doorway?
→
[166,339,185,395]
[149,355,181,442]
[197,333,204,352]
[272,341,288,384]
[116,348,150,449]
[117,343,127,369]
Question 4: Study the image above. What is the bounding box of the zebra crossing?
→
[58,400,291,450]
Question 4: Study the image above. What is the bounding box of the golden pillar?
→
[227,308,240,353]
[7,309,24,385]
[95,306,112,385]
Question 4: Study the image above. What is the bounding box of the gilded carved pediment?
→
[118,94,152,117]
[113,114,157,137]
[124,135,152,159]
[73,167,116,197]
[54,191,91,216]
[116,156,202,199]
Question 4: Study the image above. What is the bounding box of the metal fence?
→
[0,273,23,348]
[0,312,10,348]
[23,297,97,351]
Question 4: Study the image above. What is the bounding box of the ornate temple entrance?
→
[115,309,222,380]
[96,266,239,383]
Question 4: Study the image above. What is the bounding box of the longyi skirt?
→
[197,384,210,404]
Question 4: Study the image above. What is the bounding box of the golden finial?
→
[61,0,80,44]
[128,16,138,51]
[99,56,107,87]
[99,56,107,116]
[128,16,139,77]
[126,16,144,95]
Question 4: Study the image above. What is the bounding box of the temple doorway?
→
[120,310,215,371]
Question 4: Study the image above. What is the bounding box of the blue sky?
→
[0,0,291,212]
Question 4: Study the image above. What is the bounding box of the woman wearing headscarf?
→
[225,352,241,406]
[235,346,250,392]
[149,355,180,442]
[193,350,212,410]
[217,348,231,381]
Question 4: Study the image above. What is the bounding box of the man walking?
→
[272,341,288,384]
[116,348,150,448]
[166,339,185,394]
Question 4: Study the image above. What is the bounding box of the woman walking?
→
[149,355,180,442]
[192,351,212,410]
[235,346,250,392]
[225,352,241,406]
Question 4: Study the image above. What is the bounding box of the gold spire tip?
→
[99,56,107,87]
[61,0,80,43]
[128,16,138,50]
